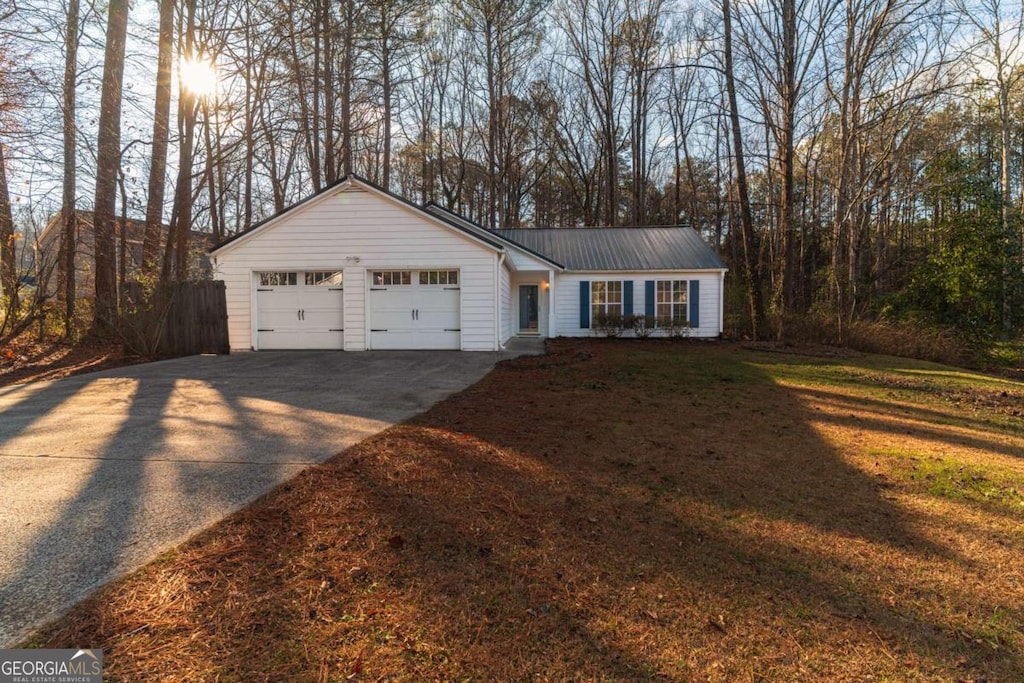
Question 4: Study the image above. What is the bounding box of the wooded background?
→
[1,0,1023,349]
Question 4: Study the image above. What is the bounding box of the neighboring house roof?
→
[210,174,507,255]
[423,204,565,270]
[38,210,210,249]
[494,227,728,272]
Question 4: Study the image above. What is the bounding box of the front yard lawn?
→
[27,340,1024,681]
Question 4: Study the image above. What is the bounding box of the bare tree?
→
[0,141,15,314]
[735,0,834,331]
[955,0,1024,334]
[142,0,175,276]
[622,0,666,227]
[722,0,765,338]
[557,0,628,226]
[91,0,130,333]
[825,0,951,336]
[58,0,79,337]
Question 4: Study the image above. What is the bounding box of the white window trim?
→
[590,280,624,327]
[655,279,689,326]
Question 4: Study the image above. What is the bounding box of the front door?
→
[519,285,539,332]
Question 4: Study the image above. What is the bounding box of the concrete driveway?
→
[0,349,522,646]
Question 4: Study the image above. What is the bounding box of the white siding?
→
[553,271,724,338]
[499,262,513,344]
[506,246,555,271]
[214,185,500,351]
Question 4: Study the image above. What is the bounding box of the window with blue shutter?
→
[579,281,590,328]
[623,281,634,317]
[645,281,655,317]
[689,280,700,328]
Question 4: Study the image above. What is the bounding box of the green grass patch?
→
[982,340,1024,370]
[875,448,1024,513]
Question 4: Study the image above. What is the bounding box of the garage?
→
[368,269,461,350]
[256,270,344,349]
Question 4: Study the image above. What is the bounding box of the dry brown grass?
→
[777,314,976,367]
[25,340,1024,681]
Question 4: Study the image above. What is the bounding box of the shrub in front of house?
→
[592,312,626,337]
[631,314,657,339]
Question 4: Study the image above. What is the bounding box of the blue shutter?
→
[645,281,655,317]
[579,281,590,328]
[689,280,700,328]
[623,281,634,317]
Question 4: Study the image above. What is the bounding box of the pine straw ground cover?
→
[0,335,140,387]
[25,340,1024,681]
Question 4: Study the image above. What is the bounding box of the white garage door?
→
[369,270,460,350]
[256,271,344,350]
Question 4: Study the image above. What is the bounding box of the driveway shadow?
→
[0,351,506,646]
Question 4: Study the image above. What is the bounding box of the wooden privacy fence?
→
[122,280,230,356]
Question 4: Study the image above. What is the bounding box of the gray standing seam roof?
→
[494,227,726,272]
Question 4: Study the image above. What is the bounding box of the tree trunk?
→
[0,143,17,315]
[143,0,174,276]
[60,0,79,337]
[340,0,355,176]
[163,0,197,283]
[381,28,393,191]
[723,0,764,339]
[777,0,798,337]
[322,0,336,184]
[998,64,1014,336]
[92,0,130,334]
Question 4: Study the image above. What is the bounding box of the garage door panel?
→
[368,271,461,350]
[368,330,409,350]
[368,288,414,332]
[257,290,300,330]
[416,289,460,330]
[256,273,344,350]
[302,289,345,331]
[414,330,461,349]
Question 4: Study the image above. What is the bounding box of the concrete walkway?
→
[0,350,520,646]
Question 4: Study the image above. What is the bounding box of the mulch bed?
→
[0,337,148,387]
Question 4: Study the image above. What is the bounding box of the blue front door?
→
[519,285,539,331]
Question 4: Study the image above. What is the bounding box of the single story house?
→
[209,175,727,351]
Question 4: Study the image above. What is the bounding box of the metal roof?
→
[494,227,727,271]
[424,204,565,269]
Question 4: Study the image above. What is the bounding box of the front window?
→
[656,280,688,324]
[373,271,411,286]
[591,280,623,324]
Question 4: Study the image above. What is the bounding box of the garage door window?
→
[259,272,297,286]
[373,271,411,286]
[306,271,344,286]
[419,270,458,285]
